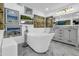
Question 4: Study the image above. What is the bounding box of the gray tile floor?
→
[18,43,53,56]
[19,41,79,56]
[50,41,79,56]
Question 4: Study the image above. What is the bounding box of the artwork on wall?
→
[64,20,71,25]
[46,16,55,27]
[56,20,71,25]
[4,8,21,38]
[34,15,55,28]
[6,8,19,25]
[21,15,32,20]
[34,15,45,28]
[20,15,33,24]
[56,21,65,25]
[0,3,4,30]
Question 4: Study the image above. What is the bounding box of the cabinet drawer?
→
[59,35,63,37]
[58,38,63,40]
[55,29,64,33]
[54,37,63,41]
[54,35,63,39]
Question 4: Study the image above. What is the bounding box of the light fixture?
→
[45,8,49,11]
[56,7,75,16]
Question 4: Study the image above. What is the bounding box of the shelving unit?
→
[4,8,22,38]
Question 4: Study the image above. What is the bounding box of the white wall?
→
[4,3,49,32]
[4,3,45,33]
[4,3,44,17]
[4,3,24,14]
[47,4,79,21]
[33,9,45,16]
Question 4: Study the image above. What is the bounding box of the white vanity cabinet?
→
[64,27,78,46]
[53,26,78,47]
[55,28,64,41]
[69,28,77,43]
[63,29,69,42]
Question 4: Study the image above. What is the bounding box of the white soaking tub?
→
[27,33,55,53]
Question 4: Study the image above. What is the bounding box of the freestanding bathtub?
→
[24,25,55,53]
[27,33,55,53]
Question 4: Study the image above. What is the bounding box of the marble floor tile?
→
[19,41,79,56]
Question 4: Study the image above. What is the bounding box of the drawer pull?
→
[59,36,62,37]
[59,38,62,40]
[60,30,63,31]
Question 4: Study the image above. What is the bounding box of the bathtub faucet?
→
[22,26,28,47]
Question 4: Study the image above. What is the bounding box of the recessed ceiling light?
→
[45,8,49,11]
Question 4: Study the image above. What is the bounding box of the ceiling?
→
[20,3,71,14]
[19,3,79,17]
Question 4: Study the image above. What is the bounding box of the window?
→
[24,6,33,15]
